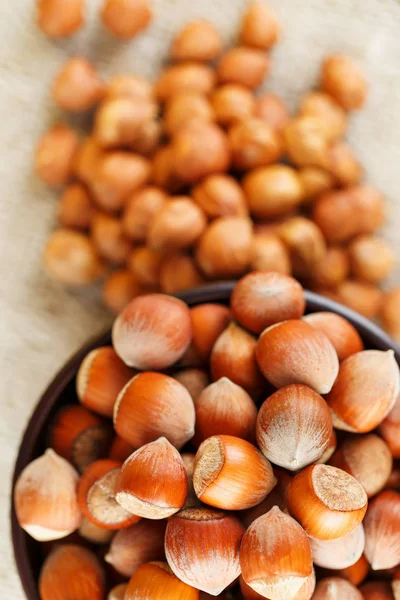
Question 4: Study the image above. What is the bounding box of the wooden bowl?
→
[11,283,400,599]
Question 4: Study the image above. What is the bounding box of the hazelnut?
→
[231,271,305,333]
[151,145,183,193]
[73,137,103,184]
[229,117,283,170]
[279,216,327,277]
[113,372,195,449]
[156,62,216,101]
[125,562,199,600]
[381,288,400,342]
[106,74,154,102]
[37,0,85,38]
[254,92,290,131]
[349,234,396,283]
[52,58,104,113]
[313,185,385,243]
[129,119,161,155]
[193,435,276,510]
[250,233,292,274]
[211,84,255,126]
[190,303,232,362]
[299,91,347,139]
[171,120,231,183]
[287,464,368,540]
[363,490,400,570]
[320,54,368,110]
[298,166,335,203]
[159,253,205,294]
[148,197,207,252]
[243,164,304,219]
[101,0,152,40]
[122,186,168,242]
[217,46,271,89]
[94,97,157,149]
[43,229,105,286]
[303,312,364,361]
[324,141,363,186]
[174,369,210,404]
[195,217,253,278]
[170,20,223,62]
[58,184,94,230]
[336,280,383,319]
[284,115,333,167]
[192,174,248,219]
[102,269,141,314]
[35,124,79,187]
[256,319,339,394]
[311,246,350,288]
[91,212,132,264]
[312,577,363,600]
[112,294,192,370]
[90,152,151,212]
[39,545,105,600]
[326,349,399,433]
[163,92,214,135]
[127,247,163,288]
[239,1,280,49]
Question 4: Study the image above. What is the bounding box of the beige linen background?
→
[1,0,400,595]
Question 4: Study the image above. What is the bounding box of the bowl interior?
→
[11,283,400,600]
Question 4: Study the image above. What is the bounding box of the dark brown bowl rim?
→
[11,283,400,600]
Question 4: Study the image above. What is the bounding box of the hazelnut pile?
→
[35,2,399,342]
[14,272,400,599]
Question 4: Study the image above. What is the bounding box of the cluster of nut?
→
[14,271,400,599]
[37,2,399,341]
[37,0,153,40]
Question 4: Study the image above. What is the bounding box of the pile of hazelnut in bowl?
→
[13,272,400,600]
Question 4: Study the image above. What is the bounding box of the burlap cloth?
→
[1,0,400,595]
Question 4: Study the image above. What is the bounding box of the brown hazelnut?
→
[191,174,248,219]
[336,280,383,319]
[151,146,183,193]
[298,166,335,203]
[43,229,105,286]
[250,233,292,275]
[148,197,207,252]
[170,20,223,62]
[106,74,154,102]
[101,0,152,40]
[160,253,205,294]
[195,217,253,278]
[284,115,333,167]
[102,269,141,314]
[313,185,385,244]
[164,92,214,135]
[129,119,161,156]
[381,288,400,342]
[211,84,255,127]
[324,141,363,186]
[91,212,132,264]
[239,1,280,49]
[278,216,327,277]
[349,235,396,283]
[243,164,303,219]
[156,63,216,101]
[217,46,271,89]
[37,0,84,38]
[94,98,157,149]
[254,92,290,131]
[127,247,162,289]
[52,58,104,113]
[122,186,168,242]
[229,117,283,170]
[299,91,347,139]
[73,137,103,184]
[58,184,94,230]
[171,121,231,183]
[90,152,151,212]
[35,125,79,187]
[312,247,350,288]
[320,54,368,110]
